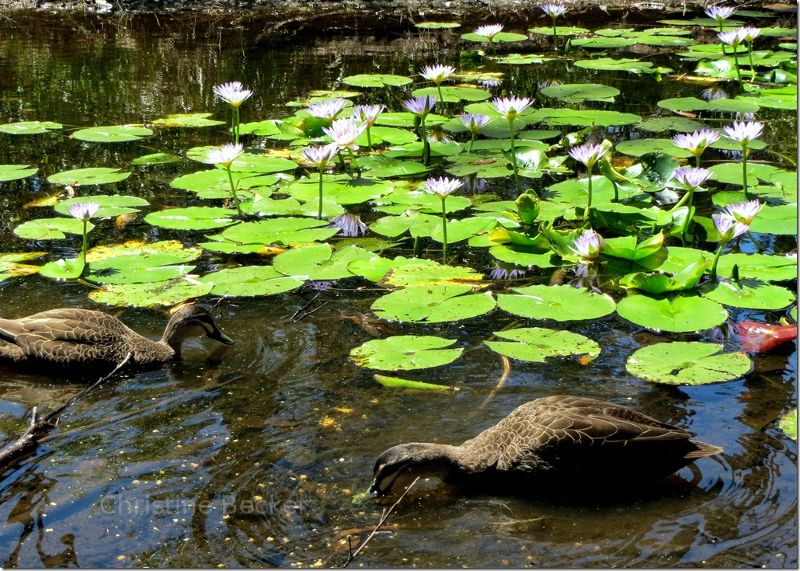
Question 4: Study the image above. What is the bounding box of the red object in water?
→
[736,321,798,353]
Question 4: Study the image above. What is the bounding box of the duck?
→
[370,395,722,497]
[0,303,233,372]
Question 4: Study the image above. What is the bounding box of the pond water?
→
[0,9,797,568]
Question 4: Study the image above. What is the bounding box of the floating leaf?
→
[461,31,528,43]
[573,57,667,74]
[778,409,797,441]
[657,97,760,114]
[72,124,153,142]
[616,294,727,333]
[14,217,90,240]
[55,195,149,218]
[626,342,751,385]
[170,169,281,199]
[198,266,304,297]
[215,217,338,247]
[144,206,237,230]
[750,204,797,236]
[615,138,692,158]
[528,26,588,36]
[349,335,462,370]
[371,284,495,323]
[150,113,225,128]
[39,258,84,280]
[534,108,641,127]
[349,256,483,286]
[0,120,62,135]
[492,53,554,65]
[715,253,797,282]
[131,152,181,165]
[0,164,37,182]
[637,117,708,133]
[540,83,620,104]
[0,252,43,283]
[374,374,458,393]
[498,284,616,321]
[485,327,601,363]
[342,74,412,88]
[47,167,131,187]
[415,22,461,29]
[86,240,202,284]
[88,278,212,307]
[411,86,491,102]
[272,243,372,280]
[702,280,795,310]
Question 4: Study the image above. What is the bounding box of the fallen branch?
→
[342,477,419,568]
[0,353,131,469]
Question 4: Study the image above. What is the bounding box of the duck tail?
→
[686,439,723,458]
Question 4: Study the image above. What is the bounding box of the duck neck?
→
[406,442,469,482]
[160,316,187,358]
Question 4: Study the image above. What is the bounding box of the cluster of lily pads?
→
[0,3,796,391]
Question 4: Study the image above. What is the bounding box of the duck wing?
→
[461,395,717,478]
[0,309,132,363]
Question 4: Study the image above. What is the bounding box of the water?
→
[0,10,796,568]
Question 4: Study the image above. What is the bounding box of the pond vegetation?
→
[0,3,796,567]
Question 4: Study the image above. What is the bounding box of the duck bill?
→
[210,329,235,345]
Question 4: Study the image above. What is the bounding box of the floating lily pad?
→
[349,335,462,371]
[0,252,43,283]
[778,409,797,441]
[72,124,153,143]
[272,243,372,280]
[88,278,212,307]
[616,294,727,333]
[702,280,795,310]
[657,97,760,114]
[342,74,412,88]
[615,138,692,158]
[55,195,149,218]
[198,266,304,297]
[571,37,634,49]
[715,253,797,282]
[39,258,85,280]
[356,156,429,178]
[0,164,38,182]
[170,169,281,199]
[573,57,667,74]
[636,116,708,133]
[14,217,90,240]
[411,86,492,102]
[461,31,528,43]
[374,374,458,393]
[492,53,554,65]
[528,26,588,36]
[415,22,461,29]
[485,327,601,364]
[534,108,641,127]
[47,167,131,187]
[151,113,225,128]
[540,83,620,104]
[214,217,338,247]
[85,240,202,284]
[131,152,181,165]
[498,284,616,321]
[371,284,495,323]
[750,204,797,236]
[348,256,484,286]
[626,342,751,385]
[144,206,238,230]
[0,120,62,135]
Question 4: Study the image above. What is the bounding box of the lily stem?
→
[508,118,520,192]
[440,197,449,263]
[317,167,324,219]
[225,165,243,217]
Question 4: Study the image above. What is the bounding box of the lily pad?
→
[540,83,620,104]
[215,217,338,247]
[88,278,212,308]
[144,207,237,230]
[198,266,304,297]
[0,164,38,182]
[485,327,601,363]
[14,217,90,240]
[349,335,462,371]
[342,74,412,88]
[715,253,797,282]
[702,280,795,310]
[0,252,43,283]
[616,294,727,333]
[498,284,616,321]
[626,342,751,385]
[374,374,458,393]
[371,284,495,323]
[778,409,797,441]
[615,138,692,158]
[272,243,372,280]
[55,195,149,218]
[131,152,182,165]
[47,167,131,187]
[461,31,528,43]
[415,22,461,29]
[492,53,554,65]
[349,256,484,286]
[528,26,588,37]
[411,86,492,102]
[72,124,153,143]
[534,108,641,127]
[85,240,202,284]
[151,113,225,128]
[0,120,62,135]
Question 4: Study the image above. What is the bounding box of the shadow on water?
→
[0,7,796,569]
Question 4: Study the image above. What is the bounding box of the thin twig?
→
[342,477,419,568]
[290,293,320,321]
[293,301,329,322]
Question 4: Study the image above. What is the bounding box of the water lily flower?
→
[68,201,100,221]
[302,144,338,168]
[403,95,437,118]
[722,199,762,225]
[353,104,384,126]
[474,24,504,41]
[723,120,763,198]
[570,229,604,262]
[713,213,750,241]
[491,96,533,120]
[540,3,567,18]
[480,79,501,88]
[205,143,244,167]
[330,212,368,237]
[674,166,712,189]
[307,98,348,120]
[737,26,761,43]
[213,81,253,107]
[323,117,367,151]
[460,112,491,152]
[568,143,608,169]
[717,30,740,46]
[423,176,462,262]
[420,64,456,85]
[489,266,526,280]
[705,6,736,21]
[672,129,721,165]
[701,87,728,100]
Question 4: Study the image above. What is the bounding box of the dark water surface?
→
[0,11,796,568]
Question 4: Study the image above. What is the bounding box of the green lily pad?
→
[489,244,559,268]
[151,113,225,128]
[371,284,495,323]
[540,83,620,104]
[498,284,616,321]
[374,374,458,393]
[349,335,463,371]
[637,117,708,133]
[750,204,797,236]
[657,97,760,114]
[616,294,727,333]
[342,74,412,88]
[411,86,492,102]
[702,280,795,310]
[144,207,238,230]
[571,37,634,49]
[88,278,212,308]
[272,243,373,280]
[778,409,797,441]
[0,252,43,283]
[131,152,182,165]
[0,120,62,135]
[534,108,641,127]
[356,156,429,178]
[461,31,528,43]
[715,253,797,282]
[615,138,692,158]
[55,195,149,218]
[573,57,666,74]
[626,342,751,385]
[72,124,153,143]
[485,327,601,364]
[14,217,91,240]
[415,22,461,29]
[85,240,202,284]
[215,217,338,247]
[528,26,588,36]
[170,169,281,199]
[348,256,483,286]
[0,164,38,182]
[198,266,304,297]
[39,258,85,280]
[492,53,554,65]
[47,167,131,186]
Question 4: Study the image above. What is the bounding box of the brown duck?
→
[371,395,722,497]
[0,303,233,372]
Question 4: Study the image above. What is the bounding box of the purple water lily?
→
[330,212,368,237]
[403,95,437,118]
[307,98,348,120]
[674,166,712,189]
[722,199,762,225]
[68,201,100,221]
